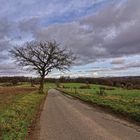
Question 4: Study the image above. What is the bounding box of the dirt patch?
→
[0,86,38,112]
[0,86,37,94]
[104,96,121,100]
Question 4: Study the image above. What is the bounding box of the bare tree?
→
[10,41,75,93]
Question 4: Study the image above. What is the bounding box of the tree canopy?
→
[10,40,75,93]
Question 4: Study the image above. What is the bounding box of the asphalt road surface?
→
[38,89,140,140]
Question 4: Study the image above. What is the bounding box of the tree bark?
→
[39,75,45,93]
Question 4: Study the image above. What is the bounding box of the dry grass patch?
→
[0,87,37,112]
[0,87,37,94]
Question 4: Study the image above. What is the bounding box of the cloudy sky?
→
[0,0,140,77]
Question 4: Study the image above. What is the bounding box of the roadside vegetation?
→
[57,83,140,123]
[0,84,47,140]
[0,81,139,139]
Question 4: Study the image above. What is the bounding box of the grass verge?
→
[0,92,46,140]
[57,88,140,123]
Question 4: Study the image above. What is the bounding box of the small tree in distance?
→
[10,40,75,93]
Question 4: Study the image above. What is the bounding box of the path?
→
[31,89,140,140]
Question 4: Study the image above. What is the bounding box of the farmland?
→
[0,81,140,139]
[57,83,140,122]
[0,85,46,140]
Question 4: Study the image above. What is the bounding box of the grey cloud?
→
[0,63,19,76]
[80,0,140,58]
[0,18,11,39]
[0,62,33,76]
[112,61,140,71]
[0,40,11,51]
[80,0,140,28]
[0,63,16,70]
[19,17,40,33]
[111,58,125,65]
[0,17,19,52]
[33,22,107,64]
[31,0,140,65]
[83,61,140,77]
[0,0,140,76]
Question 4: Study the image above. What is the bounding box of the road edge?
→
[26,92,48,140]
[56,88,140,130]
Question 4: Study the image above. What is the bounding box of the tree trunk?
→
[39,75,45,93]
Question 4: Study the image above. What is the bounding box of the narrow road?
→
[37,89,140,140]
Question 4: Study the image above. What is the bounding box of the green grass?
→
[0,84,48,140]
[0,87,36,112]
[58,83,140,122]
[0,91,46,140]
[0,93,17,112]
[44,82,56,89]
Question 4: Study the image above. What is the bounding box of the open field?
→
[0,86,37,112]
[57,83,140,122]
[0,82,139,139]
[0,84,46,140]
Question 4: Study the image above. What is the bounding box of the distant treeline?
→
[47,76,140,89]
[0,76,30,83]
[0,76,140,89]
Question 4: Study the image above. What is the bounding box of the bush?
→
[55,81,61,88]
[63,86,70,89]
[97,87,107,96]
[10,79,19,86]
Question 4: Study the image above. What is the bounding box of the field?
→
[57,83,140,122]
[0,82,139,139]
[0,84,47,140]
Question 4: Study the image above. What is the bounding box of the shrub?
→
[97,87,107,96]
[10,79,19,86]
[55,81,61,88]
[63,86,70,89]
